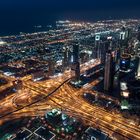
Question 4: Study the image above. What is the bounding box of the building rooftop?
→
[34,126,55,140]
[82,127,108,140]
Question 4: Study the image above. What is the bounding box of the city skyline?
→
[0,1,140,140]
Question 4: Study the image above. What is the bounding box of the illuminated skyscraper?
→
[71,43,80,80]
[93,34,101,59]
[120,54,131,72]
[136,56,140,79]
[96,34,101,59]
[119,27,130,52]
[62,45,73,70]
[137,26,140,41]
[100,40,110,64]
[104,50,115,91]
[120,29,126,41]
[73,44,79,62]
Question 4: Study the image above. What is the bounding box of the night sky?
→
[0,0,140,35]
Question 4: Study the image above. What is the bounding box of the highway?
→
[0,59,140,140]
[0,59,99,118]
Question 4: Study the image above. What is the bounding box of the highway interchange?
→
[0,20,140,139]
[0,59,140,140]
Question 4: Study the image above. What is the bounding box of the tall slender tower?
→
[71,43,80,81]
[137,26,140,41]
[62,46,69,70]
[100,40,110,64]
[104,50,115,91]
[93,34,101,59]
[136,57,140,79]
[48,59,55,76]
[73,44,79,62]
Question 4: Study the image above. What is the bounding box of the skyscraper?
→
[62,44,73,70]
[94,34,101,59]
[120,54,131,72]
[71,43,80,81]
[104,50,115,91]
[73,44,79,62]
[100,40,110,64]
[62,46,69,70]
[48,59,55,76]
[137,26,140,41]
[136,56,140,79]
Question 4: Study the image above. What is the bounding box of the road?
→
[0,59,140,140]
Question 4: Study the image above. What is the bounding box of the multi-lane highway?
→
[0,59,140,140]
[0,59,99,117]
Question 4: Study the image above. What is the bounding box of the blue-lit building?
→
[120,54,131,72]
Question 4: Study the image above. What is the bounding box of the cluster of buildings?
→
[0,108,110,140]
[67,23,140,114]
[0,19,140,139]
[0,20,140,112]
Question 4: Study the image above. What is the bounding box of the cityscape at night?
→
[0,0,140,140]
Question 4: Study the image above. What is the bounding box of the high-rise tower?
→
[71,43,80,81]
[104,50,115,91]
[136,56,140,79]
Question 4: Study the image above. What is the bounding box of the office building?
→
[92,46,98,59]
[120,53,131,72]
[120,31,126,41]
[136,57,140,79]
[62,46,69,70]
[120,27,131,41]
[94,34,101,59]
[73,44,79,62]
[82,127,108,140]
[48,60,55,76]
[137,26,140,41]
[71,43,80,81]
[62,46,73,70]
[104,50,115,91]
[100,40,110,64]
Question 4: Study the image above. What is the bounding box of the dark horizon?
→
[0,0,140,36]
